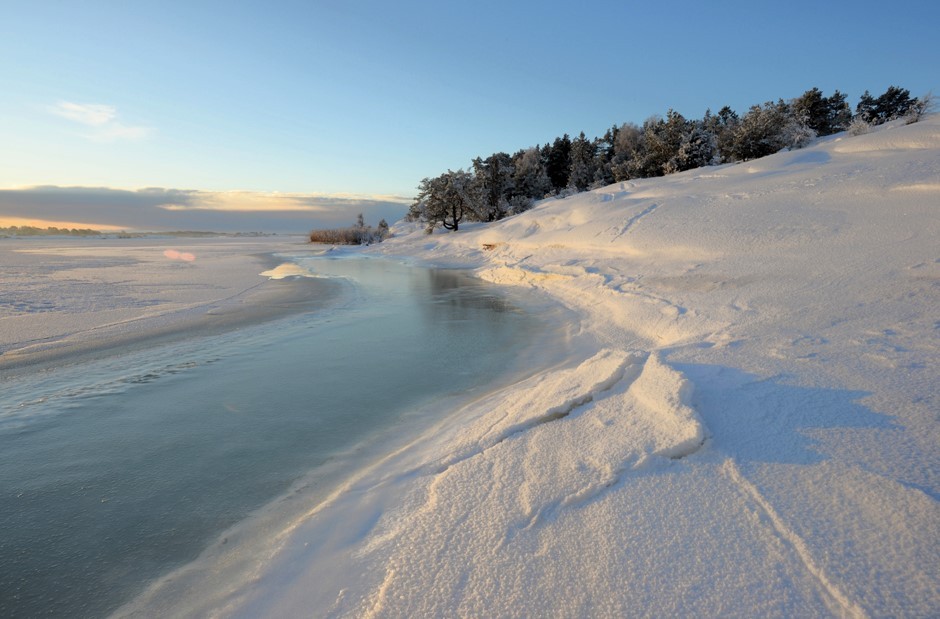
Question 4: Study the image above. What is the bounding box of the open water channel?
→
[0,255,547,618]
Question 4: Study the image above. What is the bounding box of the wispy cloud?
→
[49,101,116,126]
[48,101,154,141]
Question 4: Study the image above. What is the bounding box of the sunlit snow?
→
[120,117,939,617]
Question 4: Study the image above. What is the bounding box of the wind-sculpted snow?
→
[345,351,709,617]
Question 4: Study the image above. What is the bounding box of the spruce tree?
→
[546,134,572,191]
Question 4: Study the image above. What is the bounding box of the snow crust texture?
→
[151,118,939,617]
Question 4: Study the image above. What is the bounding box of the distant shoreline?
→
[0,227,285,239]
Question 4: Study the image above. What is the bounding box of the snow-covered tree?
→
[472,152,515,222]
[567,132,597,191]
[376,218,390,239]
[703,106,740,163]
[511,146,552,203]
[731,100,808,161]
[677,120,718,170]
[609,122,645,181]
[636,110,690,176]
[411,169,481,232]
[905,91,934,124]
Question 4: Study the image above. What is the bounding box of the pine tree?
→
[792,88,852,136]
[792,87,829,135]
[855,86,917,126]
[873,86,916,123]
[591,126,618,187]
[545,134,572,191]
[855,90,877,124]
[567,132,596,191]
[826,90,852,133]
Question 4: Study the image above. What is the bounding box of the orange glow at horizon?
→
[0,216,128,232]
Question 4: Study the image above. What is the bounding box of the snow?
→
[0,237,319,367]
[119,117,939,617]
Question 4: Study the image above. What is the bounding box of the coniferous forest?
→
[408,86,931,232]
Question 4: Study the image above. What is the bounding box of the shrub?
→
[309,214,390,245]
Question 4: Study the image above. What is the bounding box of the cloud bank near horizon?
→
[0,186,411,233]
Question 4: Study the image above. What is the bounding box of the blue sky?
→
[1,0,937,231]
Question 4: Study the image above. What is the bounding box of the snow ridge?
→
[349,351,710,617]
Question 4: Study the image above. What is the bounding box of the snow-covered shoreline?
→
[199,117,938,617]
[0,236,338,372]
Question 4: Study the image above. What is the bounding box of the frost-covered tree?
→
[905,91,934,124]
[472,152,515,221]
[609,122,644,181]
[677,119,718,170]
[411,169,481,232]
[511,146,552,203]
[731,100,811,160]
[635,110,690,176]
[376,218,390,239]
[704,106,740,163]
[567,132,597,191]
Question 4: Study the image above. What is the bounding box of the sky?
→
[1,0,937,232]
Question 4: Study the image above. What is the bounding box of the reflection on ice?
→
[163,248,196,262]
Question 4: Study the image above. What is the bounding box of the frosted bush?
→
[848,117,871,136]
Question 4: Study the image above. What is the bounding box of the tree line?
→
[408,85,931,232]
[0,225,103,237]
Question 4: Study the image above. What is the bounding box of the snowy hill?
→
[130,117,939,617]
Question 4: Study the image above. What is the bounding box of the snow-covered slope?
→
[128,117,939,618]
[353,116,939,617]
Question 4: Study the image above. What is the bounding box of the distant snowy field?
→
[124,117,939,618]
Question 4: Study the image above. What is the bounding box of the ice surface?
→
[120,117,940,617]
[0,236,327,368]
